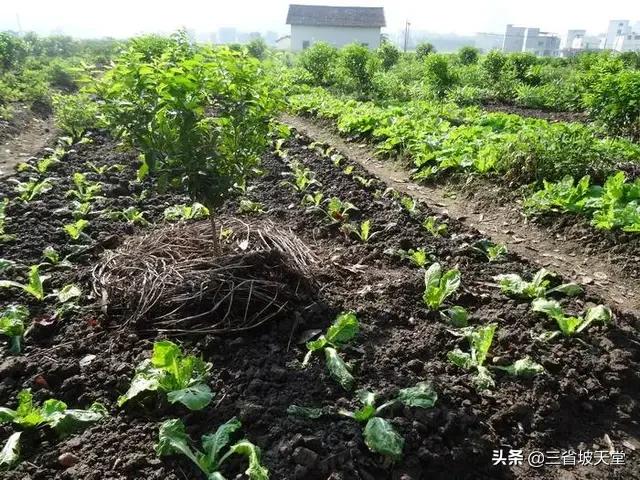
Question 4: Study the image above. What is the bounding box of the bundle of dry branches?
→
[91,218,317,333]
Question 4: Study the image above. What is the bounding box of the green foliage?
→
[415,42,435,60]
[0,305,28,354]
[422,216,447,236]
[282,161,321,193]
[303,312,359,390]
[0,432,21,469]
[298,42,338,86]
[423,263,461,310]
[237,199,264,215]
[12,178,52,202]
[164,203,210,221]
[0,198,15,243]
[439,306,469,328]
[494,268,582,299]
[52,92,99,141]
[246,37,268,60]
[377,42,401,70]
[584,69,640,140]
[97,35,279,247]
[532,299,612,338]
[473,240,507,261]
[458,46,480,66]
[481,50,507,83]
[63,218,90,240]
[66,172,102,203]
[342,219,373,242]
[338,43,379,95]
[424,54,457,98]
[118,340,213,410]
[156,417,269,480]
[0,265,49,301]
[324,197,357,224]
[0,389,106,435]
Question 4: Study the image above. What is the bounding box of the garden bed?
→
[1,130,639,479]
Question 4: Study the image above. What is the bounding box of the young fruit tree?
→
[97,33,279,254]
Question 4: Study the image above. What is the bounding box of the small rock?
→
[58,452,80,468]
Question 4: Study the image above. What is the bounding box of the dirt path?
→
[0,114,56,178]
[282,114,640,315]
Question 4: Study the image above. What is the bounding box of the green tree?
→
[247,37,268,60]
[424,54,456,98]
[377,41,400,70]
[339,43,379,94]
[415,42,435,60]
[482,49,507,83]
[458,46,480,65]
[299,41,338,85]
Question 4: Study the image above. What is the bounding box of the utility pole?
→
[16,14,22,35]
[403,20,411,52]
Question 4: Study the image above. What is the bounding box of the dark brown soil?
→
[0,130,639,480]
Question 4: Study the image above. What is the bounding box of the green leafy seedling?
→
[422,216,447,237]
[0,265,49,301]
[164,203,210,221]
[303,312,359,390]
[0,389,107,435]
[63,219,90,241]
[341,219,374,242]
[156,417,268,480]
[532,299,612,339]
[423,263,461,310]
[0,431,21,469]
[494,268,582,299]
[473,240,507,261]
[12,178,53,202]
[0,305,29,354]
[325,197,358,224]
[118,340,213,410]
[238,199,265,215]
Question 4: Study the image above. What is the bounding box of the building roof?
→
[286,4,385,28]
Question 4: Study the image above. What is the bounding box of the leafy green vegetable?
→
[341,219,373,242]
[238,199,265,215]
[65,172,102,203]
[118,340,213,410]
[325,197,358,224]
[12,178,53,202]
[473,240,508,261]
[0,305,29,354]
[422,216,447,237]
[447,323,497,390]
[163,203,210,221]
[396,381,438,408]
[363,417,404,461]
[63,219,90,241]
[494,268,581,299]
[0,265,49,301]
[282,161,321,193]
[494,357,545,377]
[156,417,269,480]
[56,284,82,303]
[400,196,417,215]
[0,432,21,469]
[423,263,461,310]
[110,207,149,226]
[303,312,359,390]
[286,405,326,419]
[0,389,106,435]
[439,306,469,327]
[532,298,613,337]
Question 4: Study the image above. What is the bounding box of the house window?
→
[302,40,310,50]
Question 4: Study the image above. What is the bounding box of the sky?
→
[1,0,640,38]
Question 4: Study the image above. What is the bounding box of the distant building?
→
[474,32,504,52]
[605,20,631,49]
[613,31,640,52]
[502,24,560,56]
[276,35,291,50]
[286,4,385,51]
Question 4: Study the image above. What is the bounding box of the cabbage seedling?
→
[532,299,612,339]
[0,305,28,354]
[473,240,507,261]
[63,219,90,241]
[325,197,358,224]
[66,173,102,203]
[400,196,417,215]
[494,268,582,299]
[448,324,544,390]
[110,207,149,226]
[422,216,447,237]
[423,263,461,310]
[164,203,210,221]
[282,161,321,193]
[302,191,324,210]
[0,389,107,435]
[0,432,21,469]
[118,340,213,410]
[303,312,359,390]
[238,199,265,215]
[156,417,268,480]
[341,220,374,242]
[11,178,53,202]
[0,265,49,301]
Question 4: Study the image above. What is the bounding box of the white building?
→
[613,32,640,52]
[605,20,631,49]
[286,4,385,51]
[562,29,604,56]
[502,24,560,56]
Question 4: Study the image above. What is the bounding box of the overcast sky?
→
[2,0,640,38]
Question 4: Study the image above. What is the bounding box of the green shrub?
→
[247,37,268,60]
[458,46,479,65]
[482,50,507,83]
[424,54,456,98]
[415,42,435,60]
[52,92,99,141]
[377,41,400,70]
[505,52,538,83]
[583,70,640,140]
[337,43,379,95]
[298,42,338,86]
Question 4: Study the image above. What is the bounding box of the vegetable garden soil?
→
[283,114,640,315]
[1,130,640,480]
[480,101,589,124]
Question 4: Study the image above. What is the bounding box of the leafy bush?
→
[298,42,338,86]
[458,46,479,65]
[415,42,435,60]
[481,50,507,83]
[52,92,99,141]
[583,70,640,140]
[247,37,268,60]
[337,43,379,95]
[97,35,279,253]
[377,42,400,70]
[423,54,456,98]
